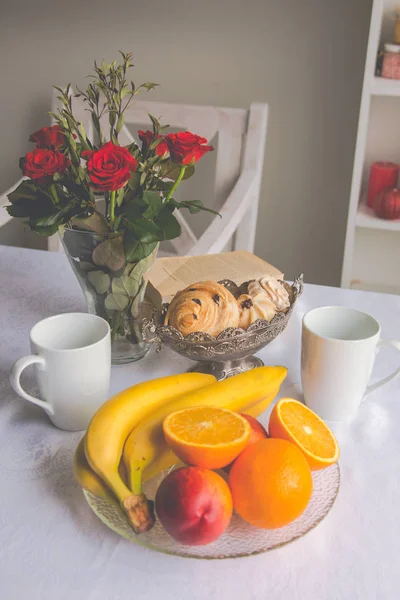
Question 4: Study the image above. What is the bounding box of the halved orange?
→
[163,406,251,469]
[269,398,340,470]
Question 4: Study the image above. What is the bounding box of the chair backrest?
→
[0,178,23,230]
[104,99,268,255]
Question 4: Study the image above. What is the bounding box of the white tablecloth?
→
[1,245,400,600]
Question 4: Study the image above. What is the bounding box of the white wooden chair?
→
[0,177,25,227]
[1,93,268,256]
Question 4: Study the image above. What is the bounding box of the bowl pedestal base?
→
[188,355,264,381]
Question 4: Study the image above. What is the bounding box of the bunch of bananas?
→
[74,366,287,533]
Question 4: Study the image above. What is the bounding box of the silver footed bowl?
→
[143,275,303,380]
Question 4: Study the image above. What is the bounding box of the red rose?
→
[23,149,71,181]
[138,130,169,157]
[166,132,214,165]
[82,142,138,192]
[29,125,66,149]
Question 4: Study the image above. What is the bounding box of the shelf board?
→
[370,76,400,97]
[350,280,400,295]
[356,202,400,231]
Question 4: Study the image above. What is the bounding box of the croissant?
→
[164,281,240,337]
[238,282,277,329]
[257,276,290,312]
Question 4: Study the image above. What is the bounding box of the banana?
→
[142,447,183,481]
[74,436,175,505]
[122,365,287,530]
[74,437,117,505]
[74,437,120,506]
[84,373,215,532]
[244,390,283,418]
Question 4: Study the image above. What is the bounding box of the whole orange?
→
[228,438,313,529]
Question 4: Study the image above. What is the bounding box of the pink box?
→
[382,52,400,79]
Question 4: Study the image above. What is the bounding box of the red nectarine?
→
[241,414,268,445]
[155,467,232,545]
[223,414,268,473]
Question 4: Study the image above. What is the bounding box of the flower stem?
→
[165,166,186,202]
[49,184,59,204]
[109,190,116,227]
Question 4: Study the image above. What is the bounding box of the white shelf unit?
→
[356,200,400,231]
[370,76,400,96]
[341,0,400,295]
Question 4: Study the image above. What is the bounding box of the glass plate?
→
[84,463,340,559]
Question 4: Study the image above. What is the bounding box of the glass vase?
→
[60,228,158,365]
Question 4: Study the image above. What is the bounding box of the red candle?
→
[367,162,399,208]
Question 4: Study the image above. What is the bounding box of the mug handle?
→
[365,338,400,397]
[9,356,54,415]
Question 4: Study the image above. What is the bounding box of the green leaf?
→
[116,114,124,134]
[125,217,165,243]
[6,203,29,218]
[112,275,140,297]
[148,113,160,136]
[124,262,136,276]
[6,198,52,218]
[173,199,221,217]
[7,180,46,203]
[131,281,145,317]
[120,86,130,99]
[78,261,97,272]
[123,249,157,281]
[79,122,87,141]
[60,178,91,202]
[62,228,97,260]
[120,200,144,224]
[156,205,181,240]
[33,223,60,236]
[161,160,194,181]
[124,233,158,262]
[71,212,110,233]
[30,202,77,228]
[115,188,125,208]
[91,113,101,135]
[140,82,159,92]
[88,270,110,294]
[104,292,129,311]
[142,190,162,219]
[92,237,125,272]
[155,180,175,193]
[133,251,156,277]
[127,171,141,193]
[126,142,140,156]
[109,111,116,128]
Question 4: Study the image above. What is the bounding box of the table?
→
[1,245,400,600]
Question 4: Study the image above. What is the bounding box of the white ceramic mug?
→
[10,313,111,431]
[301,306,400,421]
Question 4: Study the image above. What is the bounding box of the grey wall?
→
[0,0,372,285]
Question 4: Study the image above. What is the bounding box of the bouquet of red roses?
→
[6,52,217,360]
[6,52,215,264]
